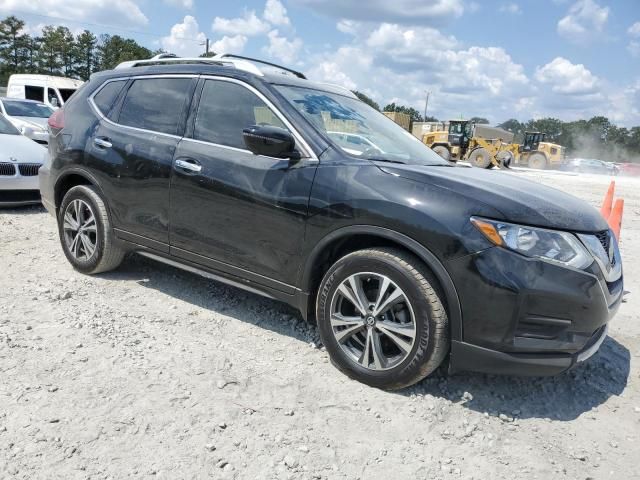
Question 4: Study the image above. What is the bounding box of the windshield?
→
[2,100,53,118]
[59,88,77,102]
[0,114,19,135]
[275,85,449,166]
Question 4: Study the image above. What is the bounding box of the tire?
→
[58,185,125,274]
[496,151,513,169]
[432,145,451,161]
[468,148,492,169]
[316,248,449,390]
[528,152,548,170]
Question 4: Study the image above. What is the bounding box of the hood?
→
[379,163,608,233]
[0,134,47,163]
[11,116,48,130]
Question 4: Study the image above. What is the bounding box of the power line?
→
[3,9,205,43]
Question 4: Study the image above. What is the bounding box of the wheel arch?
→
[54,168,105,213]
[300,225,463,341]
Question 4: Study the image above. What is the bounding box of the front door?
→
[169,78,317,289]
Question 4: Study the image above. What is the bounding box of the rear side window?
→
[118,78,191,135]
[194,79,286,149]
[93,80,126,116]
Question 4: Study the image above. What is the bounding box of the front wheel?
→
[528,152,548,169]
[432,145,451,161]
[316,248,449,390]
[468,148,493,169]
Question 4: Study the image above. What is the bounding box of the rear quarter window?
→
[117,78,192,136]
[93,80,127,117]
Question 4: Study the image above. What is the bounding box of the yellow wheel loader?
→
[499,132,565,170]
[422,120,511,169]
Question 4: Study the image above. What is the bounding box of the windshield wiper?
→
[366,157,407,165]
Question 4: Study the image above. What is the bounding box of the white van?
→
[6,74,84,109]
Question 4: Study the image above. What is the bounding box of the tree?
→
[0,16,28,75]
[96,34,152,70]
[383,102,424,123]
[469,116,490,125]
[74,30,97,80]
[352,90,380,110]
[37,25,65,74]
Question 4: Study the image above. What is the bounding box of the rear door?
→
[87,75,196,251]
[169,77,318,289]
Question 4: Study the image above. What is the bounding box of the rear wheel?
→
[316,248,449,390]
[528,152,548,169]
[58,185,125,274]
[468,148,492,169]
[432,145,451,161]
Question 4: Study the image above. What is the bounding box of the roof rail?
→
[211,53,307,80]
[114,53,306,80]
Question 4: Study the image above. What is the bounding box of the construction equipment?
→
[422,120,511,168]
[500,132,565,169]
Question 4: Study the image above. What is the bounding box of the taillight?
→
[48,109,65,130]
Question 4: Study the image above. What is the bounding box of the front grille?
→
[0,163,17,176]
[18,164,41,176]
[595,230,610,253]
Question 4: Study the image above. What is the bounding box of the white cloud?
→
[211,35,248,55]
[292,0,464,25]
[0,0,148,27]
[534,57,599,95]
[628,41,640,58]
[557,0,609,44]
[499,3,521,14]
[212,11,270,36]
[161,16,205,57]
[629,22,640,37]
[263,30,302,64]
[264,0,291,26]
[164,0,193,8]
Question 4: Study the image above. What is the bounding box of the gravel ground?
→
[1,170,639,480]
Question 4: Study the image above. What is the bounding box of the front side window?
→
[194,80,286,149]
[118,78,191,136]
[1,100,53,118]
[276,85,448,166]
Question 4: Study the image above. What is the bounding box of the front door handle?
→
[93,137,112,149]
[175,158,202,173]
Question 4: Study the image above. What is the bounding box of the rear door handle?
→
[175,158,202,173]
[93,137,112,149]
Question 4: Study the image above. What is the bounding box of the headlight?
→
[471,217,593,269]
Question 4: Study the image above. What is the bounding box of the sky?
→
[1,0,639,126]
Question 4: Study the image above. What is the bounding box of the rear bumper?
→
[449,325,608,376]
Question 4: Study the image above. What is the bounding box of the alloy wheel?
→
[329,272,417,371]
[62,199,97,261]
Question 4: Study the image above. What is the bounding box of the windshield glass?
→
[0,114,19,135]
[275,85,449,166]
[59,88,77,102]
[2,100,54,118]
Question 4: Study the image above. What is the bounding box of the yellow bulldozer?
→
[422,120,511,168]
[423,120,564,170]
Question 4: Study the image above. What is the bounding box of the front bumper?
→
[446,245,622,376]
[0,168,42,205]
[450,325,608,376]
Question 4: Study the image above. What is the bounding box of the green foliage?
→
[352,90,380,110]
[0,15,153,81]
[383,102,424,123]
[469,116,490,125]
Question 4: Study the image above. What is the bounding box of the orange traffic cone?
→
[601,181,615,219]
[608,198,624,240]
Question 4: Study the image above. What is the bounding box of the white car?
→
[0,114,47,206]
[0,97,53,145]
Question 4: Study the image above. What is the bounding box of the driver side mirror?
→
[50,97,59,108]
[242,125,300,160]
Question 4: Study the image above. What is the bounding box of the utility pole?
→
[201,38,210,57]
[423,90,431,121]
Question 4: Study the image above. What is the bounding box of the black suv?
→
[40,54,623,389]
